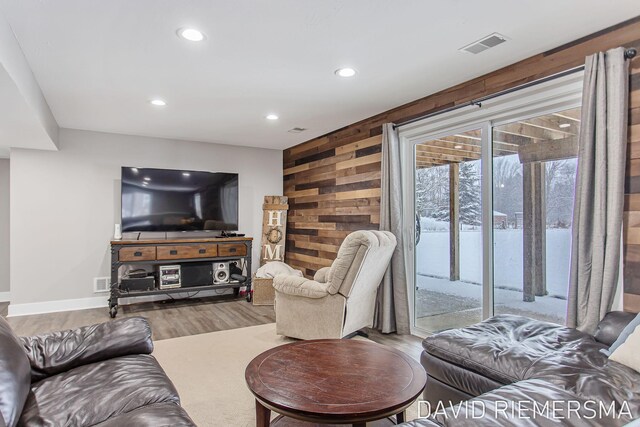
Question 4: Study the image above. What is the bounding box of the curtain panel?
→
[567,47,629,334]
[376,123,411,334]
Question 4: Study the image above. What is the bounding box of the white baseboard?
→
[0,292,10,302]
[7,296,108,317]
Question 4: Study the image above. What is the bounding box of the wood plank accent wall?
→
[284,17,640,312]
[624,42,640,312]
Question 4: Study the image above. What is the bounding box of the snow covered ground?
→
[415,221,570,329]
[416,226,571,297]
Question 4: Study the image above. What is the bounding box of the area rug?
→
[153,323,420,426]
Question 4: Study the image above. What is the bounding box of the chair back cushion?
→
[327,230,396,297]
[0,316,31,427]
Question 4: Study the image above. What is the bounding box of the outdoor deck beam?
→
[522,162,547,302]
[450,163,460,281]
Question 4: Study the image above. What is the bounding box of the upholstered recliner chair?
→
[273,230,397,340]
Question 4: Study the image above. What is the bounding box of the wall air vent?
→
[459,33,507,54]
[94,277,110,293]
[288,127,307,134]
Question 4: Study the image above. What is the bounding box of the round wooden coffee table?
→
[245,339,426,427]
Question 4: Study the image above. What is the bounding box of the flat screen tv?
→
[121,167,238,232]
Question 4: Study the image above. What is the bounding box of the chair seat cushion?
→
[422,314,593,384]
[19,354,180,427]
[273,275,330,298]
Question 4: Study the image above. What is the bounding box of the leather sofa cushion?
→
[421,351,503,398]
[91,402,195,427]
[593,311,637,347]
[0,317,30,427]
[420,379,622,427]
[19,354,180,427]
[423,315,592,385]
[528,337,640,420]
[21,316,153,382]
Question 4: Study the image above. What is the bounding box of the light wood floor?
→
[0,297,424,361]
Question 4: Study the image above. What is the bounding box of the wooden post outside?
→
[522,163,547,301]
[533,163,547,297]
[449,163,460,281]
[522,164,536,302]
[260,196,289,266]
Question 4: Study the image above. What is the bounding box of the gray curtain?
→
[375,123,410,334]
[567,47,629,334]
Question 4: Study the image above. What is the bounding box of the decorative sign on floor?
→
[260,195,289,266]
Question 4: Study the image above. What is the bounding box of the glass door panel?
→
[414,128,483,333]
[491,107,580,324]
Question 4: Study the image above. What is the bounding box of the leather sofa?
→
[399,312,640,426]
[0,315,195,427]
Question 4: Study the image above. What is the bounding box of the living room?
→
[1,1,640,426]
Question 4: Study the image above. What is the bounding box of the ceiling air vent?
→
[288,127,307,134]
[459,33,507,54]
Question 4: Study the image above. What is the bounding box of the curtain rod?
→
[393,47,637,130]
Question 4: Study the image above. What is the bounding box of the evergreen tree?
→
[459,161,481,225]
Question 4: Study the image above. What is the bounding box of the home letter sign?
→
[260,196,289,266]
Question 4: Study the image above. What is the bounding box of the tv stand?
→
[109,236,253,318]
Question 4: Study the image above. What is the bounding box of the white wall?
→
[9,129,282,311]
[0,159,9,295]
[0,12,58,150]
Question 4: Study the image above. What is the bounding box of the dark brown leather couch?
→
[399,312,640,426]
[0,315,195,427]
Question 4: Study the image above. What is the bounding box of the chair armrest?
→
[20,317,153,382]
[273,275,331,298]
[313,267,331,283]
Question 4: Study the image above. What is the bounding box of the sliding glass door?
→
[402,73,584,335]
[414,127,484,332]
[492,107,580,325]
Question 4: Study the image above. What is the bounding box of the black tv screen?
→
[121,167,238,232]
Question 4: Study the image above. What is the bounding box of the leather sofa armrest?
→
[313,267,331,283]
[273,275,332,298]
[593,311,638,346]
[20,317,153,382]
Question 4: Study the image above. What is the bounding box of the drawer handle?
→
[199,249,206,254]
[134,251,143,257]
[170,250,178,255]
[229,248,237,253]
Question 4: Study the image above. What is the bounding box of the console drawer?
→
[157,244,218,260]
[218,243,247,257]
[119,246,156,262]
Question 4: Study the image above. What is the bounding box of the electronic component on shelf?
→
[120,277,155,292]
[214,262,230,284]
[158,265,181,289]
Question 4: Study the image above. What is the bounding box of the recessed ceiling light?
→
[454,145,463,149]
[144,177,151,181]
[142,182,148,186]
[265,114,279,121]
[177,28,205,42]
[150,99,166,106]
[559,123,571,128]
[182,172,191,177]
[335,67,357,78]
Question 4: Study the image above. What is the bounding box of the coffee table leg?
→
[255,399,271,427]
[396,410,406,424]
